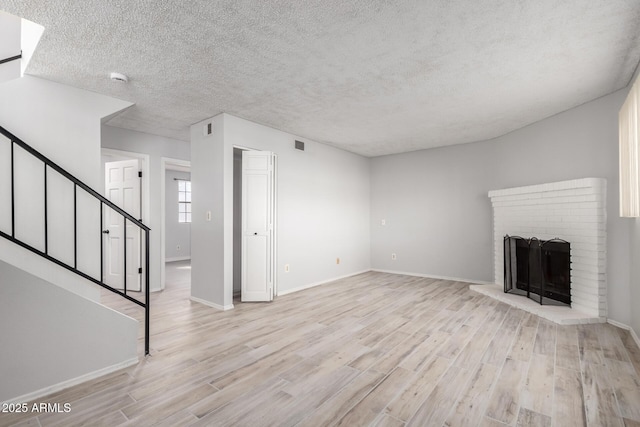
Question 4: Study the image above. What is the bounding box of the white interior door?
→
[241,150,275,302]
[104,159,141,291]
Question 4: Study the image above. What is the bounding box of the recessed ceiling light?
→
[110,72,128,83]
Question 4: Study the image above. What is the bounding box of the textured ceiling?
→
[1,1,640,157]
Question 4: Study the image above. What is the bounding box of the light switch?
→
[206,211,212,221]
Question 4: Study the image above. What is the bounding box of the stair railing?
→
[0,52,22,66]
[0,125,150,355]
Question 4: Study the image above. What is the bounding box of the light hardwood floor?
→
[3,265,640,427]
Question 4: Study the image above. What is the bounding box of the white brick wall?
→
[489,178,607,317]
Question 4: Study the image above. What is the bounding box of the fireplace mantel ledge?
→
[469,283,605,325]
[488,177,605,199]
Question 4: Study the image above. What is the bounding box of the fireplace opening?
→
[504,235,571,306]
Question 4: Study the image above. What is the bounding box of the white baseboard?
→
[277,270,371,296]
[631,328,640,350]
[607,319,640,349]
[2,357,139,405]
[371,269,494,286]
[190,296,234,311]
[166,256,191,263]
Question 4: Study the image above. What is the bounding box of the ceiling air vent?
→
[295,140,305,151]
[110,72,128,83]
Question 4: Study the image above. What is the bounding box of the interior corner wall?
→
[101,125,190,292]
[370,88,632,326]
[165,170,191,260]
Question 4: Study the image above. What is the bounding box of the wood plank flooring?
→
[2,265,640,426]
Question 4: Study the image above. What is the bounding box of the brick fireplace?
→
[471,178,607,324]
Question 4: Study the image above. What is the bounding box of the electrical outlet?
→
[284,264,290,273]
[336,257,340,264]
[381,219,386,226]
[391,253,397,260]
[176,244,181,251]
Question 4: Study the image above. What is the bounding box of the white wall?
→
[0,76,132,301]
[0,259,138,403]
[0,11,21,84]
[101,126,190,292]
[165,170,191,260]
[191,114,226,307]
[371,88,632,326]
[191,114,371,309]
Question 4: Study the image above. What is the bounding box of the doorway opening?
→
[161,157,191,291]
[233,148,243,299]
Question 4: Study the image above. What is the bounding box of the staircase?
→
[0,124,151,355]
[0,20,140,399]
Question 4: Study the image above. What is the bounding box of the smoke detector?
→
[110,72,128,83]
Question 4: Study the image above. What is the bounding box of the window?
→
[620,73,640,217]
[178,180,191,223]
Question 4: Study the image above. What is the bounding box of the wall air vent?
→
[295,140,305,151]
[203,122,212,136]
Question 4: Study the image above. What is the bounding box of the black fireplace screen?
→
[503,235,571,306]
